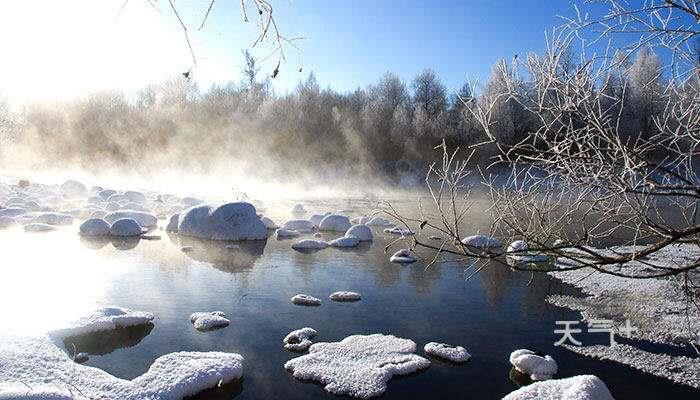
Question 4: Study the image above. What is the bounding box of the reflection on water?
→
[0,198,698,399]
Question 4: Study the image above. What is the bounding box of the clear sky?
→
[0,1,580,101]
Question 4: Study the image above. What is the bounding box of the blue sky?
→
[0,1,590,100]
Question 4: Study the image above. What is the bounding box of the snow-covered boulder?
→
[190,311,230,331]
[98,189,117,201]
[284,334,430,399]
[0,216,17,229]
[329,236,360,248]
[59,180,87,198]
[509,349,558,381]
[461,234,503,249]
[104,210,157,228]
[309,213,330,227]
[180,196,203,208]
[292,204,307,214]
[282,219,315,233]
[366,217,392,226]
[291,294,322,306]
[390,249,417,263]
[345,224,373,241]
[329,291,361,302]
[318,214,351,232]
[178,203,267,241]
[276,228,300,239]
[50,307,154,339]
[109,218,143,237]
[424,342,471,363]
[0,207,27,218]
[33,212,74,226]
[292,239,329,251]
[284,327,317,352]
[79,218,111,237]
[508,240,528,253]
[502,375,614,400]
[260,216,279,229]
[124,190,147,204]
[166,213,179,232]
[24,223,57,233]
[121,202,150,213]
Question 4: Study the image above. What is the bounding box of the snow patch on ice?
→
[502,374,614,400]
[284,334,430,399]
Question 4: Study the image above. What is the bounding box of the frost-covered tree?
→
[626,48,665,140]
[411,69,448,139]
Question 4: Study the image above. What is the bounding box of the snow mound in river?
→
[390,249,417,263]
[190,311,230,331]
[502,375,614,400]
[329,291,361,302]
[318,214,351,232]
[509,349,558,380]
[109,218,143,237]
[345,224,373,241]
[49,307,154,339]
[284,334,430,399]
[178,203,267,241]
[424,342,471,363]
[0,334,243,400]
[104,210,157,228]
[291,294,322,306]
[461,234,502,249]
[283,327,317,352]
[292,239,329,251]
[79,218,111,237]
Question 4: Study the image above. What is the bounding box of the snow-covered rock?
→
[33,212,73,226]
[318,214,352,232]
[178,203,267,241]
[24,223,57,233]
[390,249,417,263]
[284,334,430,399]
[292,204,307,214]
[50,307,154,339]
[109,218,143,237]
[461,234,503,249]
[0,207,27,218]
[275,228,300,239]
[365,217,392,226]
[309,213,330,227]
[104,210,157,228]
[509,349,558,381]
[291,294,322,306]
[180,196,203,208]
[166,213,180,232]
[0,334,244,400]
[282,219,315,233]
[508,240,528,253]
[124,190,147,204]
[59,180,87,197]
[190,311,230,331]
[502,375,614,400]
[424,342,471,363]
[384,226,414,236]
[260,216,279,229]
[345,224,373,241]
[292,239,329,251]
[98,189,117,200]
[329,236,360,248]
[284,327,317,352]
[0,216,17,229]
[329,291,361,302]
[79,218,111,237]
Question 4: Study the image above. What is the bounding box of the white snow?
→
[260,216,279,229]
[49,307,154,339]
[0,335,244,400]
[461,234,503,249]
[509,349,558,380]
[284,334,430,399]
[0,207,27,218]
[502,375,614,400]
[507,240,528,253]
[79,218,111,237]
[283,327,317,352]
[282,219,316,233]
[0,216,17,229]
[24,223,57,233]
[423,342,471,363]
[329,291,361,302]
[275,228,300,239]
[291,294,322,306]
[190,311,230,331]
[166,213,180,232]
[32,212,73,226]
[383,226,414,236]
[390,249,417,263]
[318,214,352,232]
[104,210,157,228]
[329,236,360,248]
[178,203,268,241]
[345,224,373,241]
[292,239,329,250]
[109,218,143,237]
